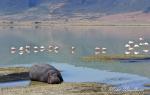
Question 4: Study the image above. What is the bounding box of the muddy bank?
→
[0,67,149,95]
[0,72,29,82]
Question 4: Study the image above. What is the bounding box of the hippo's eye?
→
[49,71,56,75]
[52,73,57,75]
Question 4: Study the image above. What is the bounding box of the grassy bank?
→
[0,67,149,95]
[0,82,146,95]
[81,54,150,62]
[0,67,29,75]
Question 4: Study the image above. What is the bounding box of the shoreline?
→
[0,82,146,95]
[0,67,150,94]
[0,20,150,27]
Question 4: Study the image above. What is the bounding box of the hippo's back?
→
[29,64,56,81]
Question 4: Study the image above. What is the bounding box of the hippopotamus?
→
[29,64,63,84]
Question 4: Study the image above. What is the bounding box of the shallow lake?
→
[0,26,150,90]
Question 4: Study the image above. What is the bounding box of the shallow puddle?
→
[0,80,30,88]
[53,63,150,90]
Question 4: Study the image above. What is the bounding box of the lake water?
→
[0,26,150,90]
[0,80,30,88]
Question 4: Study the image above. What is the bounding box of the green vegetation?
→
[0,81,146,95]
[0,67,29,75]
[81,54,150,62]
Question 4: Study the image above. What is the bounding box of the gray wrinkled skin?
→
[29,64,63,84]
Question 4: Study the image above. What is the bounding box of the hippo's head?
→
[47,70,63,84]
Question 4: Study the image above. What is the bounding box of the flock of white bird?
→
[94,37,149,55]
[125,37,149,55]
[10,37,149,56]
[94,47,107,55]
[11,45,107,55]
[11,45,76,55]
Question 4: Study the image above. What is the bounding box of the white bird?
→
[134,51,139,55]
[19,52,24,55]
[144,42,149,45]
[54,46,59,53]
[95,47,100,50]
[125,44,130,48]
[139,43,143,46]
[19,47,24,55]
[102,48,107,54]
[19,47,24,50]
[33,46,39,53]
[128,47,134,50]
[40,46,45,52]
[71,46,75,50]
[102,48,107,50]
[139,37,143,41]
[48,45,53,52]
[11,47,16,50]
[128,41,134,44]
[134,44,139,47]
[54,46,59,50]
[95,51,100,55]
[71,46,75,54]
[71,51,75,54]
[143,50,149,53]
[26,45,30,48]
[25,45,30,53]
[102,51,106,54]
[11,47,16,54]
[125,51,130,55]
[95,47,101,55]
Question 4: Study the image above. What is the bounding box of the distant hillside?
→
[0,0,43,15]
[0,0,28,15]
[0,0,150,20]
[54,0,150,14]
[144,7,150,13]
